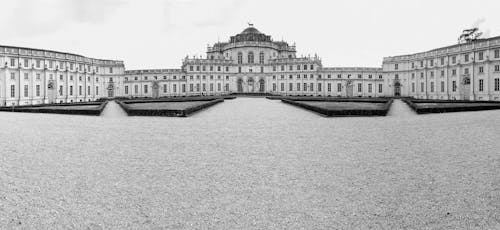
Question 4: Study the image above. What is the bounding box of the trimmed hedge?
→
[282,99,393,117]
[267,96,392,103]
[117,99,224,117]
[118,96,235,104]
[0,101,108,116]
[401,98,500,114]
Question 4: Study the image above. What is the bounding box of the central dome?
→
[240,26,261,34]
[230,26,271,43]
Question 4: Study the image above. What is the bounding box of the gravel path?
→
[0,98,499,229]
[126,101,210,110]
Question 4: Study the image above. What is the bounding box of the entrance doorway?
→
[259,78,265,92]
[346,81,354,97]
[394,81,401,97]
[152,82,159,98]
[107,83,114,98]
[237,78,243,92]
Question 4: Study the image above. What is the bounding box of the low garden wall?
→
[117,99,224,117]
[281,99,393,117]
[401,98,500,114]
[0,101,108,116]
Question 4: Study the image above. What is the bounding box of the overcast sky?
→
[1,0,499,69]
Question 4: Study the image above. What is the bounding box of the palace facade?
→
[383,36,500,101]
[1,26,500,106]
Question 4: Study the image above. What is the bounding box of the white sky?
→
[1,0,499,69]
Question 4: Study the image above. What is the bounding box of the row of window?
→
[8,85,99,98]
[272,64,316,72]
[272,82,383,93]
[124,75,232,81]
[395,50,500,70]
[123,83,229,94]
[188,65,228,72]
[6,58,114,73]
[237,51,265,64]
[8,72,103,82]
[410,79,500,93]
[407,65,500,79]
[272,74,383,80]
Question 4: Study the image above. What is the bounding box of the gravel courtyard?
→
[0,98,499,229]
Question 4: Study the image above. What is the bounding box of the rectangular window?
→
[479,52,484,60]
[358,83,362,92]
[310,83,314,91]
[163,84,167,93]
[337,83,342,92]
[69,86,73,96]
[190,84,194,92]
[465,54,469,62]
[304,83,307,91]
[430,60,434,66]
[479,66,484,73]
[109,67,113,74]
[479,79,484,91]
[412,83,415,93]
[421,82,424,92]
[280,83,284,91]
[441,81,445,92]
[452,81,457,92]
[144,85,148,94]
[96,86,99,95]
[10,73,15,80]
[378,84,383,93]
[24,73,29,80]
[452,69,457,76]
[124,86,129,94]
[395,64,398,70]
[289,83,293,91]
[495,49,500,59]
[134,85,138,94]
[441,57,444,65]
[24,85,28,97]
[430,82,434,93]
[182,84,186,93]
[36,73,40,80]
[217,83,221,91]
[495,78,500,91]
[327,83,331,92]
[465,68,469,75]
[297,83,301,91]
[452,56,456,64]
[10,58,15,67]
[88,86,91,95]
[368,84,372,93]
[318,83,322,92]
[272,83,276,91]
[36,85,40,97]
[173,84,177,93]
[59,86,63,96]
[495,65,500,72]
[10,85,15,97]
[24,59,29,67]
[79,86,82,96]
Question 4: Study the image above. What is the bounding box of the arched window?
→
[248,51,254,64]
[237,52,243,64]
[259,52,264,64]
